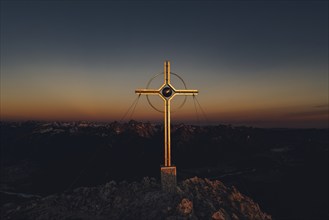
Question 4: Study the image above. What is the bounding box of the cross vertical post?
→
[135,60,198,191]
[164,61,170,167]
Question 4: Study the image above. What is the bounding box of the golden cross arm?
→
[175,89,199,95]
[135,89,159,94]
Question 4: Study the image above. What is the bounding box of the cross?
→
[135,61,198,190]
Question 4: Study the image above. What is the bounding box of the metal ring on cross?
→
[146,72,188,113]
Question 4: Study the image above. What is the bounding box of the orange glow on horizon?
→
[1,65,327,128]
[1,101,328,128]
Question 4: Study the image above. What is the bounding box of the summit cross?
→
[135,61,198,190]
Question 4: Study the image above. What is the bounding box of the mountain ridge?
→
[1,177,271,220]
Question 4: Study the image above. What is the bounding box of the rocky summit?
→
[1,177,271,220]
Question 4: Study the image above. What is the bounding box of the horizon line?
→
[1,119,328,130]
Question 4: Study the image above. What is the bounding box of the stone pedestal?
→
[161,166,177,192]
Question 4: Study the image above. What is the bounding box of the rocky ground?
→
[1,121,327,219]
[1,177,271,220]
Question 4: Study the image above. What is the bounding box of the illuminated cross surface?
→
[135,61,198,191]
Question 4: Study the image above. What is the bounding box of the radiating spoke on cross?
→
[135,60,198,191]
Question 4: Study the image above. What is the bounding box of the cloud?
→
[314,104,329,108]
[285,109,328,118]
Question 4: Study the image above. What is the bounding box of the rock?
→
[231,213,239,220]
[212,210,224,220]
[177,198,193,216]
[1,177,271,220]
[212,208,230,220]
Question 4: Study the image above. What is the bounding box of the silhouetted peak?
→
[1,177,271,220]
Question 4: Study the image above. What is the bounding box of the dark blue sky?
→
[2,1,327,67]
[1,1,328,127]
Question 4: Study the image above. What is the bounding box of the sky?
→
[1,1,328,128]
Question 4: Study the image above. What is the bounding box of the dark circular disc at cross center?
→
[162,87,173,97]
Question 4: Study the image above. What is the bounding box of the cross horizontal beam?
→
[135,89,198,96]
[135,89,159,94]
[175,90,199,95]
